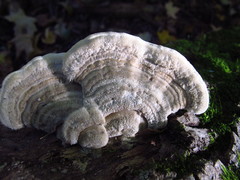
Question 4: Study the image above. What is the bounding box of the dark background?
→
[0,0,239,82]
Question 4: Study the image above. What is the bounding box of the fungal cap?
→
[64,32,209,121]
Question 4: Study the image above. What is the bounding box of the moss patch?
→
[168,27,240,136]
[162,27,240,178]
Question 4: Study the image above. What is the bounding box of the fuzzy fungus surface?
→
[0,32,209,148]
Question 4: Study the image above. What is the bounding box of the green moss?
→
[160,27,240,178]
[132,151,206,179]
[200,85,222,124]
[221,164,240,180]
[168,27,240,136]
[221,152,240,180]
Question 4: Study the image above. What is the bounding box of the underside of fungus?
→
[0,32,209,149]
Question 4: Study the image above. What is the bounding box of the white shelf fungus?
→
[0,32,209,148]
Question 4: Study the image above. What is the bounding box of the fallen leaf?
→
[32,33,43,55]
[5,5,37,57]
[5,8,36,36]
[42,28,57,45]
[157,30,176,44]
[165,1,179,19]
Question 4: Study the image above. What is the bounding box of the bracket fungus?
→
[0,32,209,149]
